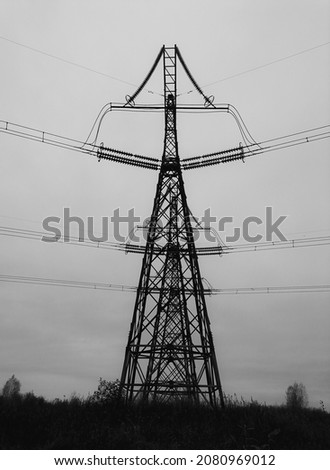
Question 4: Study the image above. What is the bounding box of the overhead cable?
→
[0,273,329,296]
[1,226,330,255]
[0,35,138,87]
[180,40,330,94]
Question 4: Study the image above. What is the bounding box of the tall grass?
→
[0,393,329,449]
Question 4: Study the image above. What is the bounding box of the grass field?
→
[0,393,329,449]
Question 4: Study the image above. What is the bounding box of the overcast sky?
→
[0,0,329,409]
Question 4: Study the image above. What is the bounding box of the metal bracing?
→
[120,46,224,407]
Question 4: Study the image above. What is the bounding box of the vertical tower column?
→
[120,46,224,406]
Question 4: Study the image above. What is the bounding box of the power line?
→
[0,120,160,170]
[3,34,328,100]
[1,225,330,255]
[181,125,330,169]
[209,285,330,295]
[0,35,163,97]
[181,40,330,94]
[0,225,124,251]
[0,34,138,88]
[1,119,329,170]
[0,274,135,292]
[0,273,329,295]
[223,236,330,253]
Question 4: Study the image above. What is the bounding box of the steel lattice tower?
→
[1,45,327,409]
[120,46,224,407]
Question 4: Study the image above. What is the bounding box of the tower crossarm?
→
[0,120,160,170]
[181,125,330,169]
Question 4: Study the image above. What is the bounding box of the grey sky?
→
[0,0,329,408]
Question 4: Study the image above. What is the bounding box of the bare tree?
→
[2,374,21,397]
[285,382,308,408]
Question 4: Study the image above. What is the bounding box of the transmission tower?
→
[119,46,224,407]
[1,43,329,409]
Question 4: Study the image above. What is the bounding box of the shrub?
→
[89,378,122,403]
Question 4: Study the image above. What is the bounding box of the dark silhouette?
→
[286,382,309,408]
